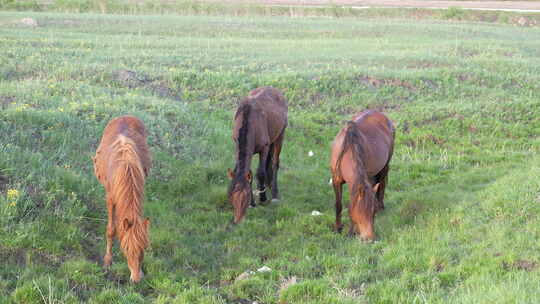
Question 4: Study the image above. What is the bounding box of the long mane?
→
[110,135,149,260]
[335,121,375,213]
[229,102,252,193]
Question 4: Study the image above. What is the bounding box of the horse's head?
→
[124,218,150,283]
[350,183,380,241]
[227,168,253,224]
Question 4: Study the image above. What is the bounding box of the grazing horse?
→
[227,86,288,224]
[93,115,151,283]
[330,110,395,241]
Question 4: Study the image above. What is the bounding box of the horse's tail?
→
[336,121,372,209]
[110,135,149,260]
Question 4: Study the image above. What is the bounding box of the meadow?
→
[1,10,540,303]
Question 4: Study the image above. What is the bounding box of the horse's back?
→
[103,116,147,140]
[244,87,288,143]
[94,116,151,184]
[250,86,287,116]
[353,111,394,147]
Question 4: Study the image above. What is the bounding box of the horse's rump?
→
[234,87,288,145]
[331,110,394,181]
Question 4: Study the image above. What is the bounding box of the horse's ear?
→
[123,218,133,231]
[143,218,150,229]
[246,170,252,183]
[372,183,380,193]
[227,168,234,180]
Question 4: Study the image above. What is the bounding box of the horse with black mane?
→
[227,86,288,224]
[93,115,151,283]
[330,110,395,241]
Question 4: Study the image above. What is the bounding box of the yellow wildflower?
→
[7,189,19,201]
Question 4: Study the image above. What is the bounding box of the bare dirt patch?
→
[503,259,537,272]
[367,100,403,113]
[112,69,181,100]
[358,75,417,91]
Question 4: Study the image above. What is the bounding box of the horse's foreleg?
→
[103,197,115,268]
[270,132,285,201]
[333,180,344,233]
[256,147,270,204]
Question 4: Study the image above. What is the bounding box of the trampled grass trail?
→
[0,11,539,303]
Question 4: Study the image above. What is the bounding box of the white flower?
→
[311,210,322,216]
[308,150,314,157]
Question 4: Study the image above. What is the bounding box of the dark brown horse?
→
[93,116,152,283]
[330,110,395,241]
[227,86,288,224]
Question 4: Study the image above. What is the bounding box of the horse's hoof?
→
[271,198,280,203]
[334,224,344,233]
[103,255,112,268]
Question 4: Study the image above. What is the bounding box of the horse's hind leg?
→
[374,163,390,212]
[256,146,270,204]
[103,197,115,268]
[265,144,274,192]
[270,131,285,201]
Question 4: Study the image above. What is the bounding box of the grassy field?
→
[1,10,540,303]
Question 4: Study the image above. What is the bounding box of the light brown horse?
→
[93,115,152,283]
[330,110,395,241]
[227,86,288,224]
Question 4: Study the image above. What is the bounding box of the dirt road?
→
[209,0,540,12]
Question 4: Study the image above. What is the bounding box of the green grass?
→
[1,10,540,303]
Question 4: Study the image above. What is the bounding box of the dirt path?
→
[210,0,540,12]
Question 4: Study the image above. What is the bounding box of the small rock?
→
[311,210,322,216]
[257,266,271,272]
[20,18,38,27]
[235,270,254,282]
